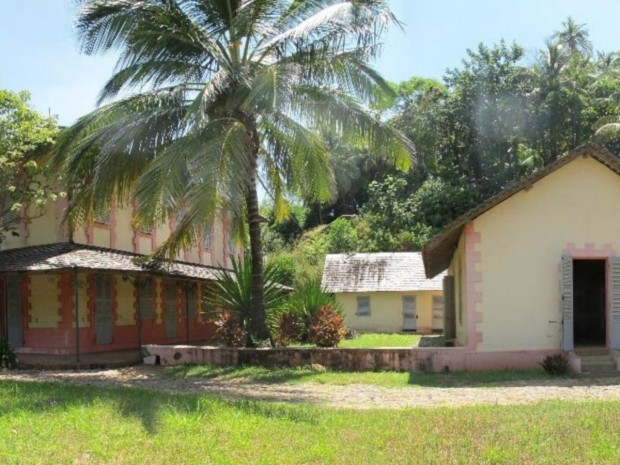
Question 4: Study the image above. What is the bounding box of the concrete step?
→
[580,353,617,374]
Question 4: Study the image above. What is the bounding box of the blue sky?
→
[1,0,619,125]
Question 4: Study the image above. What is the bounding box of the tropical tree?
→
[553,16,593,58]
[0,89,59,243]
[53,0,413,343]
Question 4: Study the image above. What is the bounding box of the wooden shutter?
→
[5,277,23,348]
[186,283,197,319]
[95,275,113,345]
[561,256,574,351]
[610,257,620,349]
[443,276,456,340]
[138,280,154,320]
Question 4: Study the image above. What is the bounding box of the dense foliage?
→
[264,17,620,272]
[0,89,59,243]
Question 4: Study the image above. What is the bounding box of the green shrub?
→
[207,256,289,345]
[0,339,17,370]
[275,312,303,347]
[540,354,570,376]
[213,312,246,347]
[309,305,347,348]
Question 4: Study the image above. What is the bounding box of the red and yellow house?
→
[0,199,240,356]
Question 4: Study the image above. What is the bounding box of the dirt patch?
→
[3,366,620,409]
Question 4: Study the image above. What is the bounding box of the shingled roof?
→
[422,143,620,278]
[321,252,445,293]
[0,242,223,281]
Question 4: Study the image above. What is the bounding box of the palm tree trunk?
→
[244,119,271,344]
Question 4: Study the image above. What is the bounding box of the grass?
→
[1,380,619,464]
[290,332,439,348]
[339,332,423,348]
[162,364,558,388]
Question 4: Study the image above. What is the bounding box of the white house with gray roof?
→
[322,252,446,334]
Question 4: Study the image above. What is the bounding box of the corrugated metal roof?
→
[0,242,223,281]
[321,252,445,293]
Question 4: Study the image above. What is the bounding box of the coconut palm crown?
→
[53,0,414,342]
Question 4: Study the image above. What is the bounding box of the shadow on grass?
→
[405,369,578,388]
[164,364,331,384]
[0,379,322,430]
[163,363,589,389]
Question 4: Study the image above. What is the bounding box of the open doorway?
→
[573,259,606,347]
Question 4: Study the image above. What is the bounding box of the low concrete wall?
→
[143,345,561,372]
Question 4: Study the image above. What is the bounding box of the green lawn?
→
[290,332,441,348]
[1,380,619,465]
[339,332,423,348]
[162,364,556,388]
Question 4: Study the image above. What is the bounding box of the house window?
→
[186,283,198,319]
[0,209,19,229]
[356,296,371,316]
[138,279,154,320]
[204,227,212,249]
[226,224,234,255]
[94,207,111,225]
[175,211,183,229]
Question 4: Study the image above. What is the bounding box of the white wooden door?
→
[402,296,417,331]
[432,296,444,331]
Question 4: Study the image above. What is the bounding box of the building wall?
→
[0,199,240,268]
[4,271,216,355]
[469,156,620,352]
[337,290,443,334]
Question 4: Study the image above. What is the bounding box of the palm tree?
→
[53,0,413,342]
[553,16,592,58]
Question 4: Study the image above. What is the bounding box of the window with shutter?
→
[356,296,370,316]
[94,207,111,225]
[186,283,198,319]
[94,275,113,345]
[138,279,154,320]
[609,257,620,349]
[203,227,212,249]
[560,256,574,351]
[5,276,23,348]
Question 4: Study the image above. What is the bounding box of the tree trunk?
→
[244,119,271,344]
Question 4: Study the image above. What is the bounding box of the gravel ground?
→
[3,366,620,409]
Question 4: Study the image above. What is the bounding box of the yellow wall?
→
[115,206,134,252]
[472,156,620,351]
[76,272,90,328]
[0,199,237,268]
[337,290,443,333]
[29,274,60,328]
[116,277,135,326]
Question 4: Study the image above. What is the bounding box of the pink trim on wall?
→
[464,223,483,350]
[109,204,117,249]
[563,242,615,258]
[85,223,94,245]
